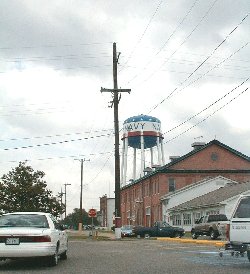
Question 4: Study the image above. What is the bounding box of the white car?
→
[0,212,68,266]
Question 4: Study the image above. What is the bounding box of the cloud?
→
[0,0,250,213]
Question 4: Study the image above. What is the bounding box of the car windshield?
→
[234,197,250,218]
[0,214,49,228]
[121,225,133,230]
[157,222,171,228]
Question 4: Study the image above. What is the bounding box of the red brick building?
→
[99,194,115,229]
[120,140,250,226]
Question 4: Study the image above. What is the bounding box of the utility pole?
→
[64,183,71,219]
[75,158,90,232]
[57,187,64,220]
[101,42,131,238]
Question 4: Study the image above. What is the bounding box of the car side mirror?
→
[60,224,68,230]
[55,223,67,230]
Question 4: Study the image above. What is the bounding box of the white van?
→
[224,195,250,260]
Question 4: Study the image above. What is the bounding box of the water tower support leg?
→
[133,148,136,180]
[121,139,125,187]
[140,132,145,177]
[157,136,162,165]
[161,139,165,165]
[123,138,128,185]
[150,147,154,167]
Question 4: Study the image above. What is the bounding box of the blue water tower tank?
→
[122,114,163,148]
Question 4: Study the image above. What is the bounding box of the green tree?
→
[0,161,64,217]
[64,208,99,229]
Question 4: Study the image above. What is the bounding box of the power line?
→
[0,129,113,143]
[0,64,111,74]
[163,86,249,144]
[148,14,249,113]
[0,151,113,164]
[184,14,249,81]
[132,0,219,87]
[1,133,114,151]
[157,41,250,106]
[163,77,249,135]
[88,152,113,185]
[0,42,113,51]
[119,0,164,72]
[125,0,200,85]
[1,53,111,62]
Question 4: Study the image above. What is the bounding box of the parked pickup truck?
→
[191,214,228,240]
[133,221,185,238]
[224,195,250,260]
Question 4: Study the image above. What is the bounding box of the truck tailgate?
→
[217,222,228,240]
[230,219,250,242]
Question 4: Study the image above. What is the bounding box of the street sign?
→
[88,208,97,218]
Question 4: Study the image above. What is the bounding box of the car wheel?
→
[175,232,183,238]
[247,251,250,262]
[210,229,218,240]
[60,250,67,260]
[191,230,198,239]
[144,233,150,239]
[48,247,59,267]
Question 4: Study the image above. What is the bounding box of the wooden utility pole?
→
[101,42,131,226]
[75,158,90,232]
[64,183,71,219]
[57,188,64,220]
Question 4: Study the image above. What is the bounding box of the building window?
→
[127,211,130,224]
[173,214,181,226]
[146,207,151,216]
[183,213,191,225]
[169,178,175,192]
[194,212,201,223]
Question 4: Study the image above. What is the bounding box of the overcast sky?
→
[0,0,250,215]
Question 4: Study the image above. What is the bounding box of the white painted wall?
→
[107,198,115,230]
[165,189,250,232]
[162,176,235,222]
[223,190,250,219]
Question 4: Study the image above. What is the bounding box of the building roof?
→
[121,139,250,190]
[169,181,250,212]
[161,139,250,170]
[123,114,160,124]
[160,175,237,200]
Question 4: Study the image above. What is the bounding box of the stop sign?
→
[88,208,97,217]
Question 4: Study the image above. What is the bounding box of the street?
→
[1,239,250,274]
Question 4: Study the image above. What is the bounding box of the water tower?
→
[121,114,165,187]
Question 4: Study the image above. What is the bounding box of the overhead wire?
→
[125,0,200,85]
[163,41,250,102]
[132,0,219,88]
[1,82,248,163]
[0,42,113,51]
[0,129,113,142]
[163,86,249,144]
[148,13,249,114]
[0,133,114,151]
[119,0,164,72]
[0,151,113,164]
[163,77,249,135]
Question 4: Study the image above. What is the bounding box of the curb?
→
[156,237,226,247]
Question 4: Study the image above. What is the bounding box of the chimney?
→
[191,142,206,150]
[169,156,180,162]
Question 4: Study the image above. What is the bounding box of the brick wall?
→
[120,142,250,226]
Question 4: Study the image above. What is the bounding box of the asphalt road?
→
[1,238,250,274]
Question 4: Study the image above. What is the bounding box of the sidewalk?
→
[67,229,226,246]
[156,237,226,247]
[67,229,116,240]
